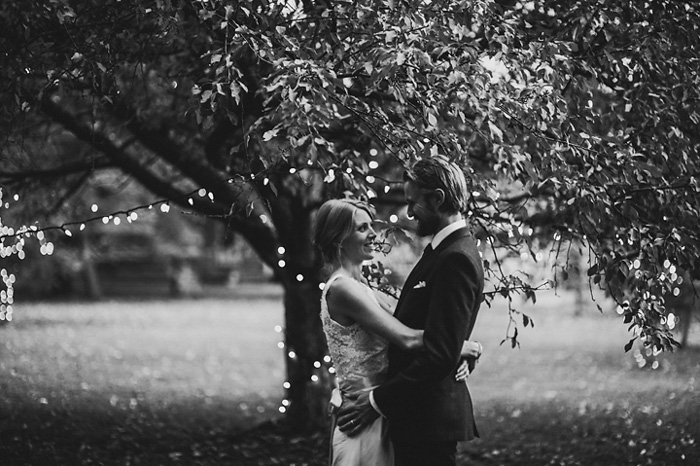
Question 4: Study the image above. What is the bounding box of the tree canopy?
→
[2,0,699,428]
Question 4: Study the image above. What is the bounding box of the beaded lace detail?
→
[320,273,390,385]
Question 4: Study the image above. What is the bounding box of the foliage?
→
[2,0,700,426]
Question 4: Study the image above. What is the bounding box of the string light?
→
[0,162,405,357]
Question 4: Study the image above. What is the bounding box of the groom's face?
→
[404,181,440,237]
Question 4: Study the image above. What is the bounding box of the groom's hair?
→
[313,198,375,265]
[404,155,469,214]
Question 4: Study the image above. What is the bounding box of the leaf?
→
[427,113,437,127]
[488,121,503,141]
[624,338,636,352]
[262,129,278,141]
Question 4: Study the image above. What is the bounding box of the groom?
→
[337,155,484,466]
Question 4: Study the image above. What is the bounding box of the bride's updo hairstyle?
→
[313,199,375,266]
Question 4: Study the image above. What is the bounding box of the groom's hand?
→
[336,390,379,437]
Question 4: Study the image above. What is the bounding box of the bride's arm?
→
[327,278,423,351]
[460,340,482,359]
[371,287,482,361]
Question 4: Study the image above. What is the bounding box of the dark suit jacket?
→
[373,227,484,443]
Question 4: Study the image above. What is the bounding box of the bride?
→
[313,198,482,466]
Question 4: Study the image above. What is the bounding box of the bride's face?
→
[340,208,376,264]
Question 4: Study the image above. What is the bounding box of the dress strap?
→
[322,272,382,312]
[321,272,346,302]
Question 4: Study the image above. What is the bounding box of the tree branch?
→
[0,158,114,183]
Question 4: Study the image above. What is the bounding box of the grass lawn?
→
[0,289,698,465]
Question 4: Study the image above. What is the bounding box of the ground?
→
[0,288,698,465]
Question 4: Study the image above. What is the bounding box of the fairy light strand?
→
[0,159,403,243]
[0,152,401,331]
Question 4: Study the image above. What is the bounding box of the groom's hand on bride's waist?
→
[336,390,379,437]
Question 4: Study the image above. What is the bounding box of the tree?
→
[2,0,699,430]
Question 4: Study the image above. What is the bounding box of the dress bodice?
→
[320,273,390,387]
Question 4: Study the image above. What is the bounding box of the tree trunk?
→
[80,235,102,299]
[679,305,694,349]
[282,279,332,432]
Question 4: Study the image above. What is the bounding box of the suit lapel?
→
[394,249,433,317]
[395,227,473,320]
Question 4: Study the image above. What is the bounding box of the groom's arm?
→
[371,252,480,418]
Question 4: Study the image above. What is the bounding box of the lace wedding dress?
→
[320,273,394,466]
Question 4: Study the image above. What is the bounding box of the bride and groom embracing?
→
[313,156,484,466]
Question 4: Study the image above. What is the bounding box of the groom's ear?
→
[430,188,446,210]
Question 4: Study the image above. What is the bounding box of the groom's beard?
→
[416,215,440,237]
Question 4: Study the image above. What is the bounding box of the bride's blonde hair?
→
[313,199,375,266]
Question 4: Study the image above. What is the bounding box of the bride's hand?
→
[455,359,471,382]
